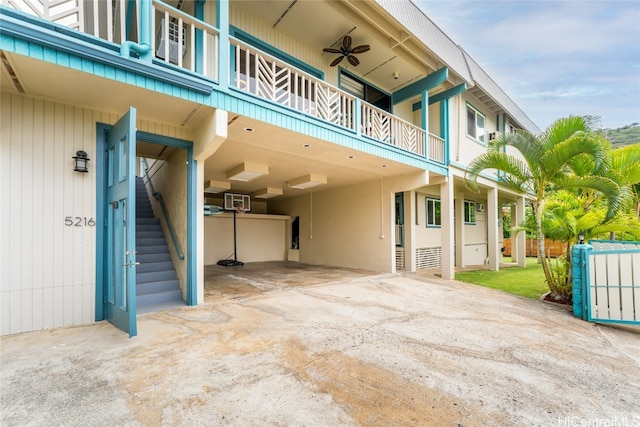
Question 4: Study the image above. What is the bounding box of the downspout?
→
[120,0,153,61]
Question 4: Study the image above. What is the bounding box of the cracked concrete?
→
[1,262,639,426]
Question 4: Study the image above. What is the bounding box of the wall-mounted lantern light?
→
[578,230,585,244]
[73,150,90,173]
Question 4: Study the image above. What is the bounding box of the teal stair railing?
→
[141,158,184,260]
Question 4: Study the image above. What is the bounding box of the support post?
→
[487,187,499,271]
[440,179,454,279]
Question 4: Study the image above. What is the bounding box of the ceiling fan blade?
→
[347,55,360,66]
[342,35,352,50]
[323,48,342,54]
[330,55,344,67]
[350,45,370,54]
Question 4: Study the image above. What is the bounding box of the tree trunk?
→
[535,199,554,288]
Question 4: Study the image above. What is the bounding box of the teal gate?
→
[572,240,640,325]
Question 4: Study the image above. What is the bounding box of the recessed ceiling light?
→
[382,164,388,168]
[244,127,254,132]
[303,144,311,148]
[348,155,355,159]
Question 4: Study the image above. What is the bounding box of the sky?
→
[415,0,640,131]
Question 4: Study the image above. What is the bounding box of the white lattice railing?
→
[3,0,218,79]
[361,103,426,157]
[231,38,356,131]
[3,0,83,30]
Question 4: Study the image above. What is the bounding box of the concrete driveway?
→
[2,262,639,426]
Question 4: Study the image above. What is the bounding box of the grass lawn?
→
[454,257,548,300]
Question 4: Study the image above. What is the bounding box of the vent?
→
[476,203,485,213]
[416,247,442,269]
[396,247,405,271]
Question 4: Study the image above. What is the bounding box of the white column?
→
[515,196,527,268]
[487,187,499,271]
[455,193,465,268]
[440,180,455,279]
[193,108,228,305]
[404,191,417,272]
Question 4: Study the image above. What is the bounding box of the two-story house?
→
[1,0,539,336]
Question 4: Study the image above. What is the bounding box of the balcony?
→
[231,39,445,163]
[2,0,446,164]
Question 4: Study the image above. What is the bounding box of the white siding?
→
[0,93,192,336]
[1,94,102,335]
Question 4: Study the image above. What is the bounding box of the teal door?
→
[105,107,137,337]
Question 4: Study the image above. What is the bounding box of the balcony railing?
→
[152,1,218,79]
[4,0,219,79]
[231,38,357,131]
[230,38,445,162]
[4,0,445,163]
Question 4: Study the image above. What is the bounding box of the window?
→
[466,103,486,144]
[426,198,441,227]
[340,71,391,112]
[464,201,476,224]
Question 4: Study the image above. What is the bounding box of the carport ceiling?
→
[203,115,421,198]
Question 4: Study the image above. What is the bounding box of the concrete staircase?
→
[136,176,184,314]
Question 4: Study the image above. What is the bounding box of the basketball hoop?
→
[217,204,245,267]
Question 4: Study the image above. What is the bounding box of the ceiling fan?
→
[323,35,370,67]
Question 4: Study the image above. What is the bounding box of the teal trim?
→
[421,91,428,130]
[120,0,152,61]
[589,239,640,246]
[571,244,590,319]
[0,12,215,93]
[95,124,109,321]
[440,99,449,165]
[412,83,467,111]
[231,26,323,80]
[136,131,197,305]
[217,0,229,90]
[392,68,448,104]
[142,158,184,260]
[425,197,442,227]
[466,101,487,146]
[186,149,197,305]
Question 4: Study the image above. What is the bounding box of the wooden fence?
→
[502,238,567,258]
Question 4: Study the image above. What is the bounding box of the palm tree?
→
[465,116,621,299]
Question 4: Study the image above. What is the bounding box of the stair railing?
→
[141,158,185,260]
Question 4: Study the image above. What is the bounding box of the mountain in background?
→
[599,123,640,147]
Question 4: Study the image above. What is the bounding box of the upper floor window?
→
[426,198,441,227]
[464,200,476,224]
[466,103,486,145]
[340,71,391,112]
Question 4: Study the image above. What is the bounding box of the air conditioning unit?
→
[476,203,485,213]
[488,131,501,141]
[156,18,186,64]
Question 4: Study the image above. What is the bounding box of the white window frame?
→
[426,198,441,227]
[466,103,486,145]
[464,200,476,225]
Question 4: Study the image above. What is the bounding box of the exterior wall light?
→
[73,150,90,173]
[578,230,585,244]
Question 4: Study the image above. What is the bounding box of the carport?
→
[204,261,378,302]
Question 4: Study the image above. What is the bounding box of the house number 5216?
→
[64,216,96,227]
